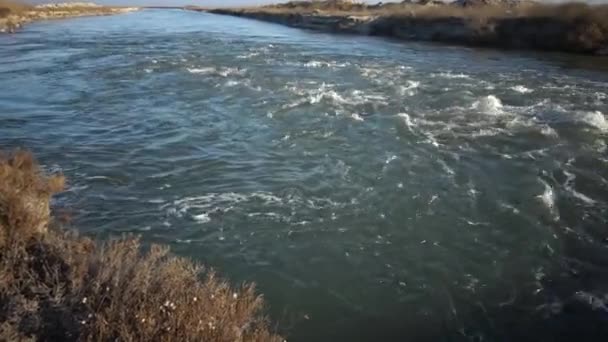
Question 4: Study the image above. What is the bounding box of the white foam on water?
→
[467,181,480,198]
[433,72,471,79]
[504,115,535,130]
[187,67,215,74]
[575,111,608,132]
[563,170,596,205]
[511,85,533,94]
[304,60,324,68]
[473,95,503,115]
[282,84,387,113]
[396,112,454,147]
[437,158,455,176]
[345,90,389,106]
[247,212,283,219]
[85,175,112,180]
[359,67,384,78]
[539,125,559,138]
[463,219,488,227]
[224,80,240,87]
[596,139,607,153]
[218,67,246,77]
[237,52,260,59]
[187,67,246,78]
[536,179,559,220]
[168,191,349,225]
[350,113,364,122]
[316,91,349,105]
[397,113,415,131]
[397,80,420,96]
[407,80,420,88]
[470,128,502,137]
[193,213,211,223]
[282,60,351,69]
[498,201,521,215]
[306,60,349,68]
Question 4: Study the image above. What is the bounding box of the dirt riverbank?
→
[203,1,608,55]
[0,2,138,33]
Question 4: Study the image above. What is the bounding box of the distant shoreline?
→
[3,1,607,56]
[198,1,608,56]
[0,2,138,33]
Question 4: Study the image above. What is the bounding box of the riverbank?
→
[205,1,608,55]
[0,150,282,341]
[0,1,138,33]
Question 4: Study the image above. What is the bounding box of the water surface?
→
[1,9,608,341]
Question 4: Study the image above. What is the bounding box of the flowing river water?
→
[1,9,608,341]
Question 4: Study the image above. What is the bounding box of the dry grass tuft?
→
[0,150,282,342]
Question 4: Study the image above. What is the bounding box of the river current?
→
[1,9,608,341]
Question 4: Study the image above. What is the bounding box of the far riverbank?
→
[201,0,608,56]
[0,1,138,33]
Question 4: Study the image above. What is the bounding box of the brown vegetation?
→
[0,150,282,341]
[208,0,608,55]
[387,2,608,54]
[0,0,29,17]
[0,1,137,33]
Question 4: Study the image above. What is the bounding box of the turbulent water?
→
[1,9,608,341]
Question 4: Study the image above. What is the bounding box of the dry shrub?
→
[0,150,64,249]
[0,0,30,18]
[0,151,282,342]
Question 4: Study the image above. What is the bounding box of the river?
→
[1,9,608,341]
